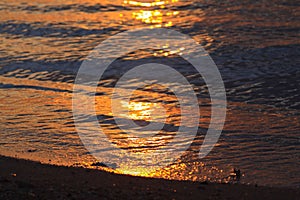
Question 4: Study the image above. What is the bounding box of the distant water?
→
[0,0,299,187]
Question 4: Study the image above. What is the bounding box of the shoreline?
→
[0,155,299,199]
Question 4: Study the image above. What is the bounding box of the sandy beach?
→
[0,155,299,200]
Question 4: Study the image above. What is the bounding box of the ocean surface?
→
[0,0,299,187]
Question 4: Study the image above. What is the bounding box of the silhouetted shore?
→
[0,155,299,200]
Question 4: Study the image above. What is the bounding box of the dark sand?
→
[0,156,299,200]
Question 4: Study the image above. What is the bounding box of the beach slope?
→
[0,156,298,200]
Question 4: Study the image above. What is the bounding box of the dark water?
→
[0,0,299,187]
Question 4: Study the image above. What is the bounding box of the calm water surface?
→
[0,0,299,187]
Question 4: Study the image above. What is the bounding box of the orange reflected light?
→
[124,0,179,27]
[124,101,159,121]
[124,0,178,7]
[133,10,162,24]
[116,167,151,176]
[132,10,178,27]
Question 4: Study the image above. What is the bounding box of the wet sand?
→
[0,156,299,200]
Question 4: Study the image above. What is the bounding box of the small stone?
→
[91,162,108,167]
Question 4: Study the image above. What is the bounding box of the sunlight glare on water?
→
[0,0,299,187]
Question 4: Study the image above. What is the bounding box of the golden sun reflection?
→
[124,0,178,7]
[124,0,179,27]
[127,101,156,121]
[115,167,151,177]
